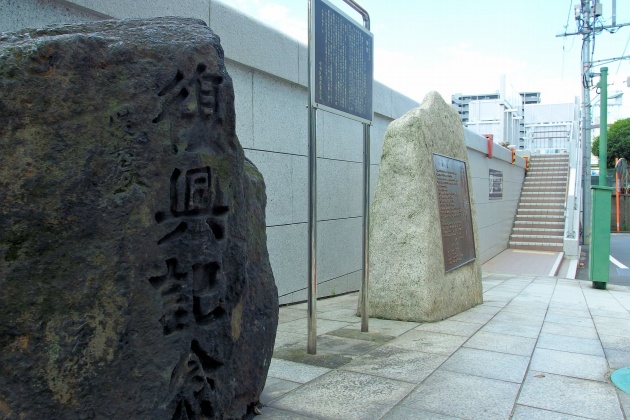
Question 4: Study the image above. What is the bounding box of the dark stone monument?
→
[0,18,278,419]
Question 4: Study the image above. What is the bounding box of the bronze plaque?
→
[433,154,476,272]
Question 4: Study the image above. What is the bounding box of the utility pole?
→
[582,0,593,246]
[557,1,629,246]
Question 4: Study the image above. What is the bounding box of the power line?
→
[617,32,630,74]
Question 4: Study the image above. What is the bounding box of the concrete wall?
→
[1,0,525,304]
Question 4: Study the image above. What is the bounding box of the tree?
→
[592,117,630,169]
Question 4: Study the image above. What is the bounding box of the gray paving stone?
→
[593,316,630,338]
[480,301,508,308]
[517,370,624,419]
[545,312,595,328]
[440,347,530,383]
[260,377,302,404]
[342,346,448,383]
[604,348,630,370]
[590,308,630,320]
[546,306,591,319]
[269,370,414,420]
[617,388,630,418]
[530,348,609,382]
[414,319,482,337]
[399,370,520,419]
[511,404,591,419]
[382,405,461,419]
[500,303,548,316]
[541,322,599,339]
[464,331,536,356]
[479,319,541,338]
[276,318,351,335]
[388,329,468,356]
[339,317,420,337]
[267,358,330,383]
[448,309,496,324]
[257,406,318,419]
[274,331,307,349]
[600,333,630,351]
[536,332,604,357]
[510,297,550,308]
[317,307,362,323]
[278,307,307,324]
[492,310,546,326]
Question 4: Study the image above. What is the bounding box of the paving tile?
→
[340,317,420,337]
[257,406,317,419]
[593,316,630,338]
[278,307,307,324]
[381,405,461,419]
[511,404,591,419]
[326,327,395,344]
[276,318,350,335]
[414,319,482,337]
[479,319,541,338]
[600,334,630,351]
[546,306,591,319]
[544,312,595,328]
[590,308,630,320]
[269,370,414,420]
[480,300,508,308]
[387,329,467,356]
[492,310,545,326]
[260,377,302,404]
[541,322,599,339]
[463,331,536,356]
[536,332,604,357]
[617,388,630,418]
[604,348,630,370]
[517,370,624,419]
[440,347,530,383]
[317,308,362,323]
[267,358,330,383]
[500,303,548,316]
[448,309,496,324]
[510,297,550,308]
[274,331,307,349]
[342,346,448,383]
[399,370,520,419]
[529,348,609,382]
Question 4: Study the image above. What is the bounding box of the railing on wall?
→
[564,136,582,257]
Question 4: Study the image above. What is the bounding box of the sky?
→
[221,0,630,118]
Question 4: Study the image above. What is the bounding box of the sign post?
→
[307,0,373,354]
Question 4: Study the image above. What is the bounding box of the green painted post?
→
[590,67,612,289]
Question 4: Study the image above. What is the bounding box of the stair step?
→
[522,191,566,196]
[524,180,567,185]
[513,227,564,234]
[514,220,564,226]
[509,242,564,252]
[520,198,565,202]
[511,234,563,242]
[518,207,564,213]
[515,215,565,222]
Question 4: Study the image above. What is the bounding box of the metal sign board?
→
[433,154,476,272]
[489,169,503,200]
[311,0,373,123]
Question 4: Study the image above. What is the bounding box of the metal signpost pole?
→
[307,0,373,353]
[307,0,318,355]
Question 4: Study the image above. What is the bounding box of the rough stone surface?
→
[366,91,482,322]
[0,18,278,419]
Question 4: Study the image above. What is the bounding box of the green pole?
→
[589,67,613,289]
[599,67,608,186]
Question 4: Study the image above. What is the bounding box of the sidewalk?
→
[259,272,630,419]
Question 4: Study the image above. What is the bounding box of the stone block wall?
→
[1,0,524,304]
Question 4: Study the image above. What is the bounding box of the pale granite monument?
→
[366,91,482,322]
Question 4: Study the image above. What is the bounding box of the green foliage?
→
[592,117,630,168]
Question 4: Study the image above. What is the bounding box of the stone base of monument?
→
[365,91,482,322]
[0,18,278,419]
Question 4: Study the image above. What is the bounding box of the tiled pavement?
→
[258,273,630,419]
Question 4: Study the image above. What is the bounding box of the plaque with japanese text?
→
[489,168,503,200]
[433,154,476,272]
[311,0,373,123]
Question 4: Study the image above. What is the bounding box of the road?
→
[576,233,630,286]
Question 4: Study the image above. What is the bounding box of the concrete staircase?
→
[509,154,569,252]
